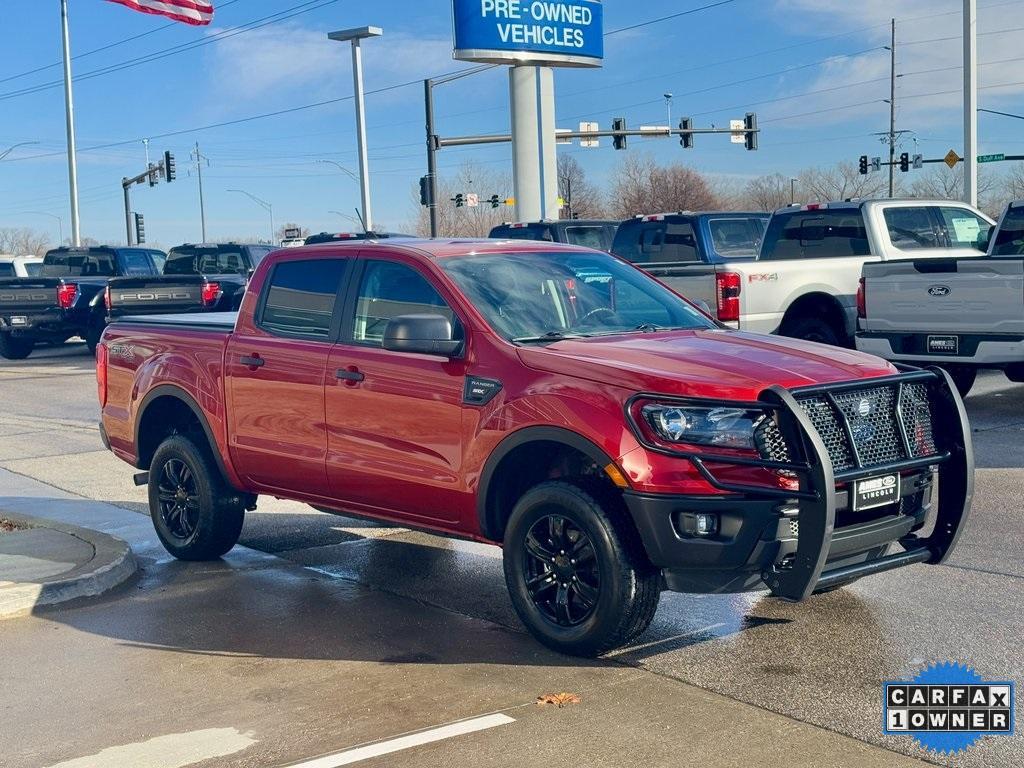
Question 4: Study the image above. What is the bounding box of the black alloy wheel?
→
[523,513,601,627]
[157,458,200,543]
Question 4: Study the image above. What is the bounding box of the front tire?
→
[942,366,977,398]
[148,435,244,560]
[502,481,661,657]
[0,332,34,360]
[783,316,845,347]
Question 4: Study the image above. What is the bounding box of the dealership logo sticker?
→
[884,662,1015,754]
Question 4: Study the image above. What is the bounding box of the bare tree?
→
[1005,163,1024,201]
[739,173,795,211]
[909,165,1001,217]
[797,162,890,202]
[557,154,606,219]
[0,227,51,256]
[608,155,721,218]
[411,161,513,237]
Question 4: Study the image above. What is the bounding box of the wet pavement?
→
[1,343,1022,767]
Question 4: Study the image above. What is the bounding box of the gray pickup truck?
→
[609,211,768,324]
[856,201,1024,395]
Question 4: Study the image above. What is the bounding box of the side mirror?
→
[382,314,461,357]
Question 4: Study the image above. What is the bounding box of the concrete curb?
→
[0,511,137,620]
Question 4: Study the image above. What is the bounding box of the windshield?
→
[440,250,715,343]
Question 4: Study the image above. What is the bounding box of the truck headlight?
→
[638,403,763,450]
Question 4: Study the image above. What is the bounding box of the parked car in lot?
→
[489,220,620,250]
[609,212,768,322]
[857,200,1024,396]
[730,200,994,346]
[0,245,164,359]
[304,231,414,245]
[98,239,973,656]
[0,255,43,278]
[105,243,275,321]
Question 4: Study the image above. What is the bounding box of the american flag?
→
[104,0,214,26]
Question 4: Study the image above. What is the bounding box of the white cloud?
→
[769,0,1024,129]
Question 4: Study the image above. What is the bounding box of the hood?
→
[517,329,897,401]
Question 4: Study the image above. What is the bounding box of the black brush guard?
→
[679,367,974,601]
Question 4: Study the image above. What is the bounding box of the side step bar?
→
[812,545,932,593]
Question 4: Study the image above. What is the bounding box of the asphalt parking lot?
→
[1,341,1022,768]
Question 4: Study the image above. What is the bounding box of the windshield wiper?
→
[634,323,665,333]
[512,331,590,344]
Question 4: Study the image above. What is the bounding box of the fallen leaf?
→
[536,692,581,708]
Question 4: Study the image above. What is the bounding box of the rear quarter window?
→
[992,207,1024,256]
[706,216,767,259]
[611,219,699,264]
[761,210,869,259]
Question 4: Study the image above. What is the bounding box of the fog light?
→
[695,513,718,536]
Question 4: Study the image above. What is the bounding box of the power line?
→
[0,0,243,85]
[0,0,340,101]
[604,0,738,35]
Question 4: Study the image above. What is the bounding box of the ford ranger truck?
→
[0,245,164,359]
[97,240,973,657]
[856,200,1024,396]
[105,243,275,321]
[733,200,993,347]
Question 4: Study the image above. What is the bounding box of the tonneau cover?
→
[114,311,238,331]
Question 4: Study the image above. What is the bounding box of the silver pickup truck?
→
[856,201,1024,396]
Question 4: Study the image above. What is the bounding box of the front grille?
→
[755,379,939,472]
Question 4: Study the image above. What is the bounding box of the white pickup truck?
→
[728,200,994,346]
[856,201,1024,396]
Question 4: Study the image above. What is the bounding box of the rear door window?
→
[563,226,607,250]
[884,207,942,250]
[761,210,870,259]
[117,250,158,276]
[24,262,43,277]
[937,207,992,250]
[258,259,346,339]
[707,216,767,259]
[992,206,1024,256]
[614,220,699,264]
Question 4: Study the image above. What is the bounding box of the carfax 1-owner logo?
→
[884,662,1015,754]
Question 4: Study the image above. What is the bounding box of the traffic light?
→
[744,113,758,151]
[899,152,910,172]
[859,155,869,175]
[612,117,627,150]
[147,163,158,187]
[134,213,145,244]
[419,175,433,207]
[453,193,464,208]
[488,194,500,209]
[164,151,176,182]
[679,117,693,149]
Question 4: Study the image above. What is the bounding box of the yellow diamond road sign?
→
[944,149,962,169]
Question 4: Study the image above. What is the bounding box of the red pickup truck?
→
[98,239,973,656]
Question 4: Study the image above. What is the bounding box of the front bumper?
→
[857,330,1024,367]
[623,368,973,600]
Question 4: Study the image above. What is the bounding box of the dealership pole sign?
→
[453,0,603,67]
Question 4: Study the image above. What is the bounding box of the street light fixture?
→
[23,211,64,246]
[318,159,361,183]
[227,189,275,244]
[328,25,383,232]
[329,210,362,227]
[0,141,40,162]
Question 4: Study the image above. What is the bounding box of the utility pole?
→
[123,179,133,246]
[60,0,81,246]
[191,142,208,242]
[888,18,897,199]
[425,78,439,238]
[964,0,978,205]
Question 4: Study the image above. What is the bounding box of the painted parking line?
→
[286,713,516,767]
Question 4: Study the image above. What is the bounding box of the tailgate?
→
[0,278,60,314]
[107,276,207,316]
[862,257,1024,334]
[641,263,718,309]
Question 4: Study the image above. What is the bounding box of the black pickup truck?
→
[0,246,164,359]
[105,243,275,321]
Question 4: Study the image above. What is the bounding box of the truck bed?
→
[114,311,238,331]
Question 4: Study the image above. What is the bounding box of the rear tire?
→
[942,366,977,399]
[85,317,104,356]
[0,332,34,360]
[502,481,661,657]
[783,316,844,347]
[148,434,244,560]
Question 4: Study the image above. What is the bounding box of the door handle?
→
[335,368,364,383]
[239,354,264,368]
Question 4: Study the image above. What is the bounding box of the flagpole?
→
[60,0,82,246]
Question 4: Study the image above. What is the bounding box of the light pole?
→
[664,93,673,130]
[328,26,383,233]
[329,210,362,227]
[23,211,64,246]
[0,141,39,162]
[318,159,360,183]
[228,189,274,244]
[790,178,797,204]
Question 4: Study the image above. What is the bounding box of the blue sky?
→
[1,0,1022,247]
